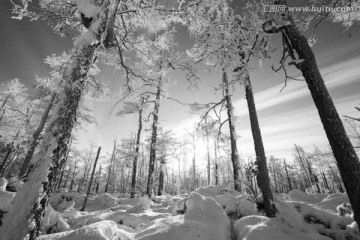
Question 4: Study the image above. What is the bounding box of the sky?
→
[0,1,359,171]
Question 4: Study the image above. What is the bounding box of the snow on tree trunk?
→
[271,0,360,227]
[18,92,56,179]
[223,71,243,192]
[80,146,101,211]
[0,2,109,239]
[244,74,276,217]
[131,98,144,198]
[146,81,161,198]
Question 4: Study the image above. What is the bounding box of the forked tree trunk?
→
[80,146,101,211]
[18,92,56,179]
[244,74,276,217]
[131,98,144,198]
[0,3,109,239]
[146,80,161,198]
[268,0,360,226]
[223,71,243,192]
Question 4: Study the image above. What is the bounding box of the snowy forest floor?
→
[1,181,359,240]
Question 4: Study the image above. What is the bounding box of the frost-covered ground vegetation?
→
[1,179,358,240]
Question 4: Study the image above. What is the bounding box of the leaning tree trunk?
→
[80,146,101,211]
[223,71,243,192]
[18,92,56,179]
[0,3,109,239]
[131,98,144,198]
[267,0,360,227]
[146,80,161,198]
[244,74,276,217]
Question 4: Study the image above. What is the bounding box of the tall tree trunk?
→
[294,144,312,188]
[18,92,56,178]
[223,71,243,192]
[131,100,144,198]
[95,165,102,193]
[105,141,116,193]
[146,80,161,198]
[157,157,165,196]
[63,165,71,189]
[0,3,109,239]
[80,147,101,211]
[204,118,211,185]
[284,160,292,191]
[214,139,219,186]
[190,131,196,190]
[267,1,360,226]
[69,161,78,192]
[244,74,276,217]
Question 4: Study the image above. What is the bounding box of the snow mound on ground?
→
[225,197,258,219]
[194,185,240,197]
[41,205,70,234]
[213,194,238,208]
[126,195,151,213]
[234,215,330,240]
[316,193,349,212]
[50,192,75,211]
[134,192,232,240]
[5,178,23,192]
[38,220,121,240]
[0,189,15,212]
[285,189,327,204]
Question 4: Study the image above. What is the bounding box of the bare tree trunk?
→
[204,118,211,185]
[244,74,275,217]
[18,92,56,178]
[69,161,78,192]
[223,71,243,192]
[284,160,292,191]
[0,147,12,177]
[80,147,101,211]
[105,141,116,193]
[157,157,165,196]
[0,3,109,239]
[267,1,360,226]
[214,139,218,186]
[146,80,161,198]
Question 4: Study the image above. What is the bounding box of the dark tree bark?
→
[69,161,78,192]
[80,146,101,211]
[157,156,165,196]
[284,160,292,191]
[223,71,243,192]
[244,74,276,217]
[104,141,116,193]
[146,80,161,198]
[18,92,56,178]
[0,147,12,177]
[214,139,219,186]
[131,98,144,198]
[266,0,360,226]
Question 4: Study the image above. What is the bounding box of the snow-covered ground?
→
[0,179,359,240]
